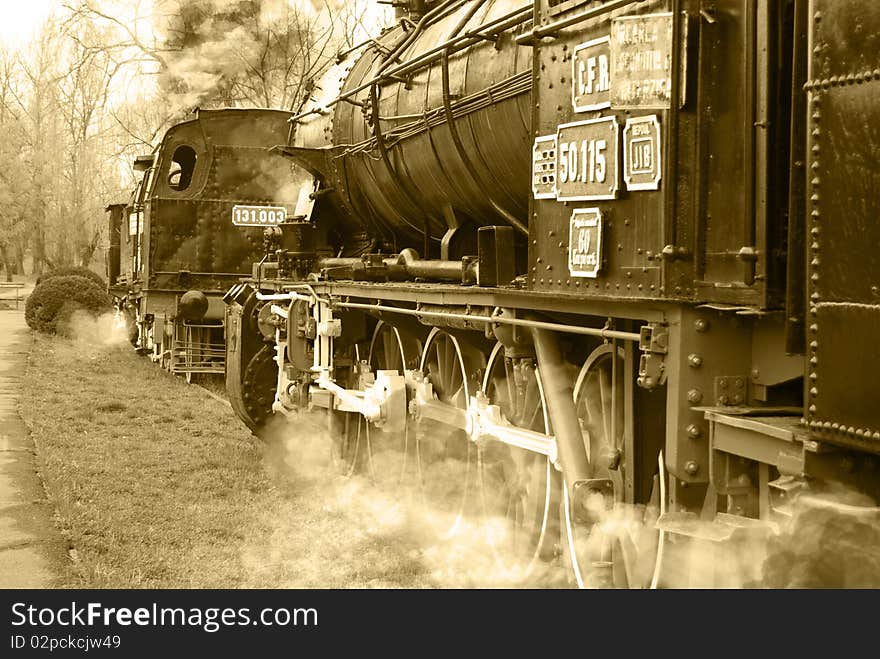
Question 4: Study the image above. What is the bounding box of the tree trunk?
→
[0,244,11,282]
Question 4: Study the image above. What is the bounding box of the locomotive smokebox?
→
[178,290,209,321]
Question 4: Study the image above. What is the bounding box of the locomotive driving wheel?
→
[479,343,560,573]
[563,343,649,588]
[332,343,367,477]
[334,322,422,479]
[416,329,484,537]
[365,321,421,483]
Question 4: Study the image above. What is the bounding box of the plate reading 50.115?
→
[232,205,287,227]
[556,117,619,201]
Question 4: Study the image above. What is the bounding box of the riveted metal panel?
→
[805,0,880,451]
[530,0,673,299]
[145,110,300,294]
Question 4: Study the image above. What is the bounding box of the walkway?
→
[0,310,64,587]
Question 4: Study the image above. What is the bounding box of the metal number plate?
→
[610,13,674,109]
[623,115,662,190]
[568,208,603,278]
[556,117,619,201]
[532,135,558,199]
[232,205,287,227]
[572,36,611,112]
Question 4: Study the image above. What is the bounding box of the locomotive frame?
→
[216,0,880,587]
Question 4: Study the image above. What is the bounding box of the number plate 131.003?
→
[556,117,619,201]
[232,205,287,226]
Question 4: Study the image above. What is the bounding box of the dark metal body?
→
[289,0,533,252]
[109,108,303,375]
[219,0,880,583]
[803,0,880,452]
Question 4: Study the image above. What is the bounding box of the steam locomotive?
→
[111,0,878,586]
[107,109,309,380]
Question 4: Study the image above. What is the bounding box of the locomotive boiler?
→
[224,0,880,587]
[107,108,309,380]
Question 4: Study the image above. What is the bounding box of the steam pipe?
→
[531,328,592,497]
[316,249,475,283]
[290,4,532,123]
[379,0,466,71]
[516,0,645,44]
[333,300,643,342]
[440,48,528,235]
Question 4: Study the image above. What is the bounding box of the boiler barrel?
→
[293,0,533,244]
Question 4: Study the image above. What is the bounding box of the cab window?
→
[168,145,197,191]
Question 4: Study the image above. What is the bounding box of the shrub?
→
[36,266,106,290]
[25,275,113,335]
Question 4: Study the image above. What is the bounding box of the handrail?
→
[290,4,532,123]
[515,0,645,44]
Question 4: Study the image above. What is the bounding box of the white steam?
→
[63,309,131,347]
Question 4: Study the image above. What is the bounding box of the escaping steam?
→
[241,407,880,588]
[63,309,131,347]
[241,411,569,588]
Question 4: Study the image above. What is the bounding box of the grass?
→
[20,333,436,588]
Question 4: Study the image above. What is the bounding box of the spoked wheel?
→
[416,329,485,537]
[365,321,422,483]
[331,343,367,477]
[563,343,653,588]
[479,343,561,573]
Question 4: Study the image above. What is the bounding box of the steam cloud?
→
[241,411,569,588]
[63,309,131,347]
[242,410,880,588]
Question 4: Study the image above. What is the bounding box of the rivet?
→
[685,461,699,476]
[686,424,702,439]
[687,389,703,404]
[694,319,709,333]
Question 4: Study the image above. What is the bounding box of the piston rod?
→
[531,328,592,497]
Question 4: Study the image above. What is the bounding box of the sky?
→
[0,1,58,48]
